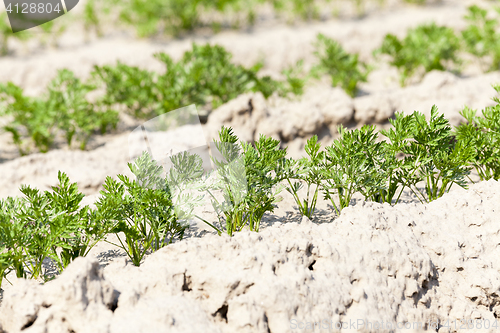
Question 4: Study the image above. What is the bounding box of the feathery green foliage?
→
[94,43,305,119]
[377,22,461,86]
[461,5,500,72]
[91,62,158,119]
[83,0,103,38]
[0,69,118,155]
[201,127,287,235]
[0,172,107,287]
[0,12,30,56]
[454,85,500,181]
[97,152,188,266]
[284,135,324,219]
[118,0,202,37]
[2,95,500,287]
[116,0,329,37]
[0,43,303,156]
[312,33,371,97]
[381,106,474,203]
[321,125,385,214]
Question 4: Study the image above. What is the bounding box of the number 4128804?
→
[6,2,62,14]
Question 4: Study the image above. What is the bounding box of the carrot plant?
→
[21,173,103,278]
[94,43,304,120]
[0,69,118,154]
[115,0,327,37]
[0,12,30,56]
[302,106,477,217]
[118,0,201,37]
[377,22,461,86]
[83,0,103,38]
[0,197,28,288]
[156,43,305,108]
[378,112,420,204]
[461,5,500,72]
[157,43,267,110]
[0,43,304,156]
[271,0,320,20]
[0,13,11,56]
[236,130,288,232]
[47,70,119,149]
[0,82,57,154]
[284,135,324,219]
[199,132,248,236]
[409,108,474,202]
[1,98,500,286]
[96,152,188,266]
[312,33,371,97]
[321,125,386,215]
[165,150,207,224]
[382,106,474,203]
[198,127,287,236]
[0,172,108,288]
[92,62,158,119]
[454,85,500,181]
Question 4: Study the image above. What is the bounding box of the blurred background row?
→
[1,0,443,54]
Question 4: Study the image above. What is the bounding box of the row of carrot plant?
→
[0,43,305,155]
[0,0,433,55]
[2,4,500,156]
[1,91,499,286]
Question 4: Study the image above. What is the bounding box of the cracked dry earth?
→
[2,0,500,332]
[1,179,500,332]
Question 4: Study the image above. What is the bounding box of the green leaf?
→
[312,33,371,97]
[378,22,461,86]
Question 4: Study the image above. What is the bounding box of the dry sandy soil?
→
[1,0,500,332]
